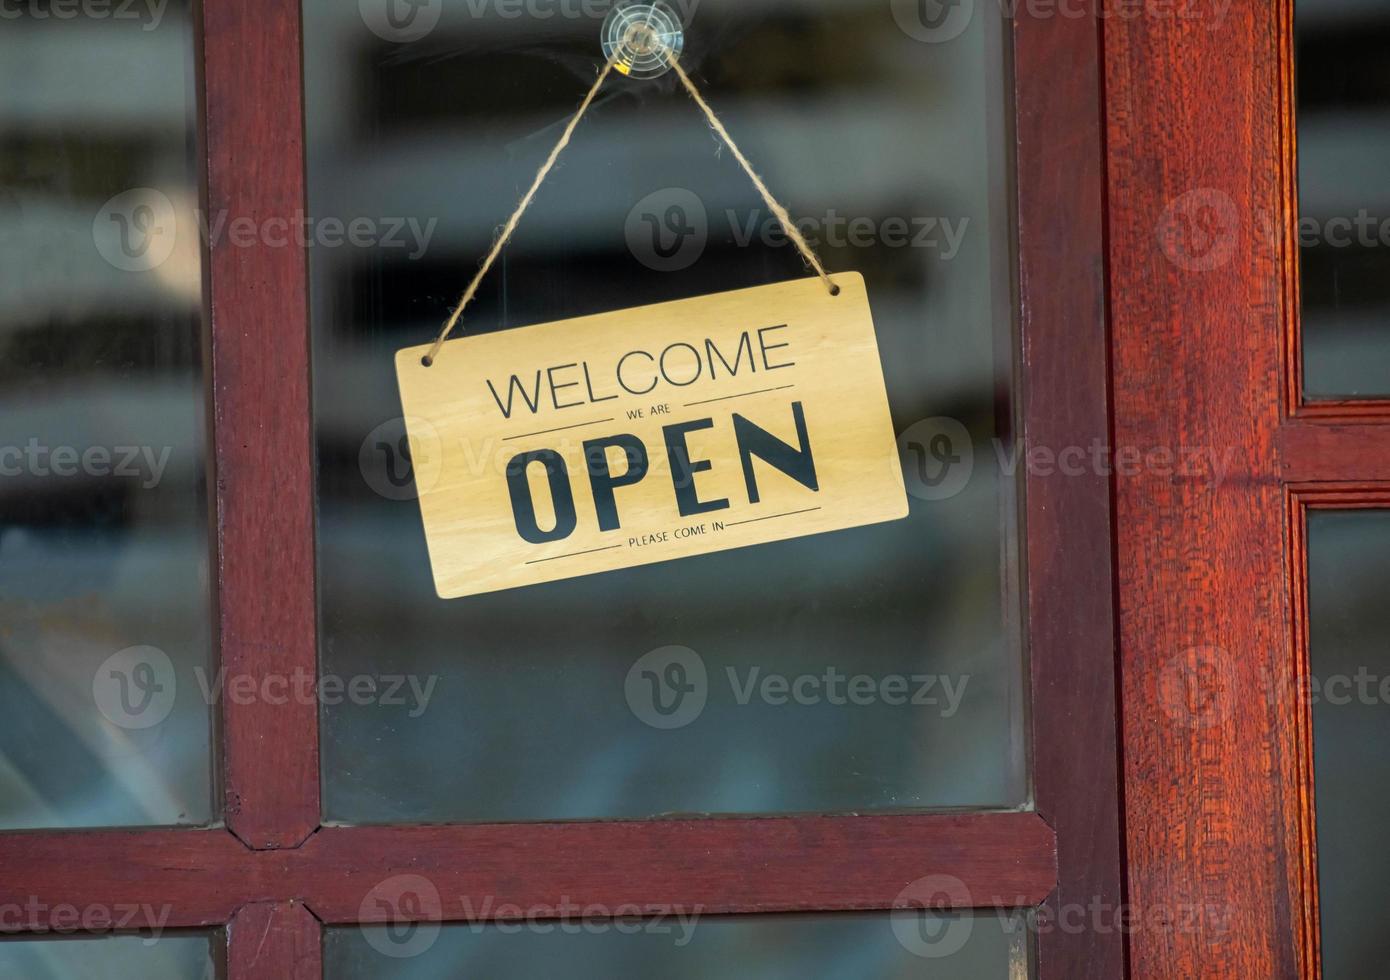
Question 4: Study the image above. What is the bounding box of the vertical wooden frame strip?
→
[229,902,322,980]
[1013,7,1124,979]
[203,0,320,848]
[1106,0,1304,975]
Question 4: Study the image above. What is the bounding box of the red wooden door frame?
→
[1106,0,1390,976]
[0,1,1122,977]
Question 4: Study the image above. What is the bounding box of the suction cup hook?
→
[601,1,685,79]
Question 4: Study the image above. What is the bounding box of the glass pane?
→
[0,933,219,980]
[307,1,1023,821]
[327,912,1029,978]
[0,1,214,827]
[1296,2,1390,397]
[1308,509,1390,978]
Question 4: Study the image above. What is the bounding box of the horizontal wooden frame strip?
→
[0,812,1055,930]
[1279,423,1390,484]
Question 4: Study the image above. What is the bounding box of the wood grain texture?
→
[0,830,255,929]
[0,815,1055,929]
[1014,6,1126,978]
[396,274,907,598]
[202,0,320,848]
[228,902,321,980]
[1106,0,1304,974]
[299,813,1057,922]
[1280,423,1390,484]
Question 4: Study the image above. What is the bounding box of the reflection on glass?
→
[1309,510,1390,979]
[327,912,1029,978]
[307,0,1024,821]
[1297,1,1390,397]
[0,933,218,980]
[0,1,213,827]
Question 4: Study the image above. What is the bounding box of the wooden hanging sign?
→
[396,273,908,598]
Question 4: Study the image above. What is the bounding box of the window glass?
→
[0,0,214,828]
[327,912,1030,978]
[1308,509,1390,978]
[306,0,1025,822]
[1296,1,1390,397]
[0,933,219,980]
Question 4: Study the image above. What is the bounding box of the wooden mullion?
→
[228,901,322,980]
[1280,423,1390,484]
[0,829,255,930]
[1014,5,1125,979]
[297,814,1056,923]
[0,813,1055,932]
[202,0,321,848]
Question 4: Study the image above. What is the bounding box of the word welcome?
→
[486,325,794,418]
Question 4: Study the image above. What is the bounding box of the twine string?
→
[664,51,838,298]
[424,47,836,367]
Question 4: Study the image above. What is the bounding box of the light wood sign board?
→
[396,274,908,598]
